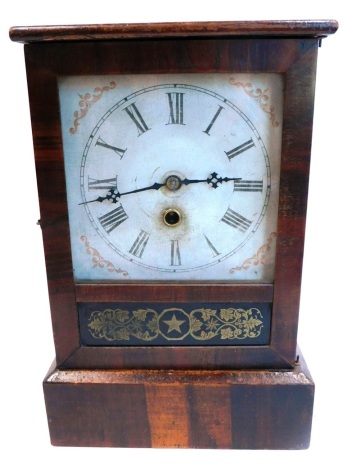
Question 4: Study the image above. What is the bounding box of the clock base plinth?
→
[43,353,314,449]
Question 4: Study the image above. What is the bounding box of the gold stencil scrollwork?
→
[87,307,264,342]
[88,308,158,342]
[229,78,279,127]
[190,308,263,340]
[70,81,116,134]
[230,232,277,273]
[80,235,129,277]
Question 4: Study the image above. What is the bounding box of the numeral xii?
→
[166,92,184,125]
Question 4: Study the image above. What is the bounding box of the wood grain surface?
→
[22,33,322,369]
[9,20,338,43]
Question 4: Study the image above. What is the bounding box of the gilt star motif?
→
[163,314,185,333]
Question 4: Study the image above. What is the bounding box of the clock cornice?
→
[9,20,338,44]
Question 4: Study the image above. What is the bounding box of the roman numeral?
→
[234,179,263,192]
[221,208,252,233]
[203,106,224,135]
[204,235,220,257]
[96,137,127,159]
[170,240,182,266]
[123,103,150,136]
[166,92,185,125]
[129,230,150,258]
[225,138,255,160]
[88,177,117,191]
[98,205,128,233]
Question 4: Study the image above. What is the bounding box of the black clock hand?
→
[181,172,241,189]
[79,181,166,205]
[80,172,241,205]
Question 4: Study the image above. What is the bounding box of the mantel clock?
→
[10,20,338,449]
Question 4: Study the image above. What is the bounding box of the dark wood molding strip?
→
[75,283,274,303]
[10,20,338,43]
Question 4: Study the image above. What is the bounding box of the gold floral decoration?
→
[229,78,279,127]
[230,232,277,273]
[80,235,129,276]
[87,307,264,342]
[70,81,116,134]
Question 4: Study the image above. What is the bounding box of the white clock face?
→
[59,74,283,282]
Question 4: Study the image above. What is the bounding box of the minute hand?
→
[181,172,241,189]
[80,181,166,205]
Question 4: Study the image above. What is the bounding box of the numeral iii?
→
[234,180,263,192]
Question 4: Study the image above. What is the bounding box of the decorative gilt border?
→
[229,78,279,127]
[80,235,129,277]
[70,81,116,134]
[87,307,264,343]
[230,232,277,273]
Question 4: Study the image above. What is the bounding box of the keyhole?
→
[164,209,181,227]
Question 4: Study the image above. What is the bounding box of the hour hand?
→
[79,187,121,205]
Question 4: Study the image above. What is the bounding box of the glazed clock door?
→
[58,73,283,283]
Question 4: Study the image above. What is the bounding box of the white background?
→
[1,1,354,468]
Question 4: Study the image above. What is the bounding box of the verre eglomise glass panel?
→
[58,74,283,282]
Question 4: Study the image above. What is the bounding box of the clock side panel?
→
[24,51,80,365]
[271,42,319,363]
[23,37,319,369]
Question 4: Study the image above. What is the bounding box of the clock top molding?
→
[9,20,338,43]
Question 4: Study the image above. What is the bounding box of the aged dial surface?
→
[59,74,283,281]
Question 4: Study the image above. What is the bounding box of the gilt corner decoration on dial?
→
[59,73,283,282]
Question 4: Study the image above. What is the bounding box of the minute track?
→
[73,78,275,277]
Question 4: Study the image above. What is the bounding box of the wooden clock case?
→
[10,20,338,449]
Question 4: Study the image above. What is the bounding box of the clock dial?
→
[59,74,283,281]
